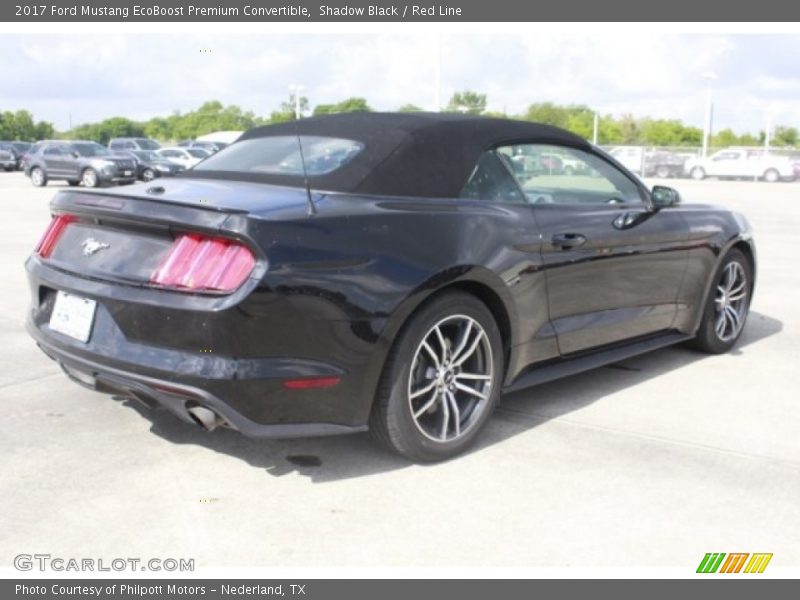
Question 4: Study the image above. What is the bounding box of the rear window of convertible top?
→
[193,136,364,177]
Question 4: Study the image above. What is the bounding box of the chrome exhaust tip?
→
[187,405,224,432]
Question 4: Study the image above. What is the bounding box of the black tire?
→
[142,168,156,182]
[30,167,47,187]
[763,168,780,183]
[81,168,99,188]
[691,248,751,354]
[655,165,670,178]
[67,180,80,187]
[369,291,504,462]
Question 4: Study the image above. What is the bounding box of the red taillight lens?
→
[150,233,256,293]
[282,376,341,390]
[35,215,76,258]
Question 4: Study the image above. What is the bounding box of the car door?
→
[498,143,690,356]
[42,144,70,178]
[707,150,741,177]
[61,144,84,180]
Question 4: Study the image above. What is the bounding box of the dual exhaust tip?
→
[186,405,226,432]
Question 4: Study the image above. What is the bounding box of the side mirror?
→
[651,185,681,208]
[70,152,80,159]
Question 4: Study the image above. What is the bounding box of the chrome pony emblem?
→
[81,238,110,256]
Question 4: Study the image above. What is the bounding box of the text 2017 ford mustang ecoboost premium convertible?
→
[25,113,755,461]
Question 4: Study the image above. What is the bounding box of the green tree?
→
[712,128,740,148]
[445,90,487,115]
[773,126,798,147]
[617,113,640,144]
[398,103,424,113]
[0,110,51,140]
[313,97,372,116]
[522,102,570,128]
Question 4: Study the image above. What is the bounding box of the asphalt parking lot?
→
[1,171,798,569]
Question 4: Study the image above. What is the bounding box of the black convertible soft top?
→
[208,112,591,198]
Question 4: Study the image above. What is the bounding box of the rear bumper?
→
[25,256,378,438]
[29,327,365,439]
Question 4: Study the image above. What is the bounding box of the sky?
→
[1,33,798,134]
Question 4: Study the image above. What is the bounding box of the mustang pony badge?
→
[81,238,110,256]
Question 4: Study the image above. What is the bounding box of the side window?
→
[44,145,62,156]
[497,144,644,206]
[461,151,524,203]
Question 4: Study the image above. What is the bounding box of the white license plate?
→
[49,291,97,343]
[123,170,132,176]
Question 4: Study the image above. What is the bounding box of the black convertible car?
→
[25,113,755,461]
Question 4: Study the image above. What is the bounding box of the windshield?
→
[135,138,160,150]
[194,136,364,176]
[72,142,110,157]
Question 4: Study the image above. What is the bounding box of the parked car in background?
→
[24,141,137,187]
[108,137,162,152]
[609,146,687,178]
[0,146,17,171]
[25,113,756,461]
[156,146,210,169]
[0,141,32,170]
[120,150,185,181]
[684,148,795,182]
[177,140,227,153]
[642,151,686,178]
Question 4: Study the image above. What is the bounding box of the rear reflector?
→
[35,215,76,258]
[150,233,256,293]
[282,376,341,390]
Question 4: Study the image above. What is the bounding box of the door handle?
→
[551,232,587,250]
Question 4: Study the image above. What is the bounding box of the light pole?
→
[764,113,772,155]
[288,84,304,120]
[592,112,599,145]
[701,72,716,158]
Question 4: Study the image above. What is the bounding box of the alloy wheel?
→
[407,315,494,443]
[31,168,43,186]
[714,261,748,342]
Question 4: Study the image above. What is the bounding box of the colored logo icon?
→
[697,553,773,573]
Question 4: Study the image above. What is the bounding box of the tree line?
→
[2,92,797,149]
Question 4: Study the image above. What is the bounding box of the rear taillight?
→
[150,233,256,293]
[35,215,75,258]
